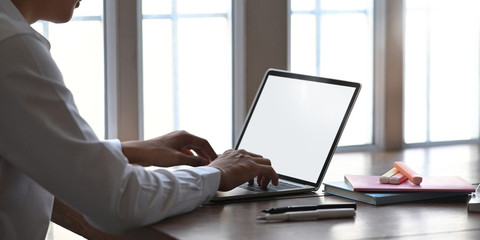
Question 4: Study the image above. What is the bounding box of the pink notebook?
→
[345,175,475,192]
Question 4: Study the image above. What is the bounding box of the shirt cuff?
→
[103,139,122,150]
[175,166,221,202]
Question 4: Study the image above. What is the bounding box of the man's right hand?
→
[208,149,279,191]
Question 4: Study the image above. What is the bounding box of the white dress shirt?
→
[0,1,221,239]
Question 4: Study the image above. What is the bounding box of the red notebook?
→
[345,175,475,192]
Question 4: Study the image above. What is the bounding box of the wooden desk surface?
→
[151,143,480,240]
[53,143,480,239]
[152,195,479,240]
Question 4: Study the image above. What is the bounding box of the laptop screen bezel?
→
[234,69,361,190]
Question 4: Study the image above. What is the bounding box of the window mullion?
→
[374,0,405,150]
[172,0,180,130]
[233,0,247,144]
[104,0,118,139]
[105,0,142,141]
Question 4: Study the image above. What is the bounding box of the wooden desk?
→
[152,194,479,239]
[53,143,480,239]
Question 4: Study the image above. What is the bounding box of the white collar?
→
[0,0,51,49]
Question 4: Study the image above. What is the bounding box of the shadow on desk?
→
[51,198,170,240]
[51,193,322,239]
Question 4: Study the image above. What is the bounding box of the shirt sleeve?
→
[0,33,220,233]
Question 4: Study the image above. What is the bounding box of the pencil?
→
[394,162,422,185]
[379,167,399,183]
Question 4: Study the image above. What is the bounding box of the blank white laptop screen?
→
[236,73,357,184]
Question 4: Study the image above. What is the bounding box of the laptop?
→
[212,69,361,201]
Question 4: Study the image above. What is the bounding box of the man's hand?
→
[208,149,279,191]
[121,130,217,167]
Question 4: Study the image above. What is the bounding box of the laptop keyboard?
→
[238,180,301,192]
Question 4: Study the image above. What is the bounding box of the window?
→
[290,0,374,146]
[142,0,232,151]
[404,0,480,144]
[32,1,105,139]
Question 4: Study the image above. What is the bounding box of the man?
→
[0,0,278,239]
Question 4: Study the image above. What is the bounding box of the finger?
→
[181,146,216,165]
[237,149,263,158]
[260,175,276,188]
[181,148,212,165]
[190,148,216,163]
[251,157,272,166]
[184,137,218,161]
[256,175,267,188]
[256,165,279,187]
[181,148,194,156]
[176,154,210,166]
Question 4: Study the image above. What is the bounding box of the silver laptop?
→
[212,69,361,201]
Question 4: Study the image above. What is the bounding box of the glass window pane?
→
[291,0,315,11]
[73,0,103,16]
[320,0,370,11]
[404,0,480,144]
[142,1,232,151]
[176,18,232,149]
[404,8,428,143]
[290,0,374,146]
[142,0,172,15]
[143,19,174,135]
[290,14,317,75]
[177,0,229,14]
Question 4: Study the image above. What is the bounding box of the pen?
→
[262,203,357,214]
[257,208,356,221]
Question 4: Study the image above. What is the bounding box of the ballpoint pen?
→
[257,208,356,221]
[261,203,357,214]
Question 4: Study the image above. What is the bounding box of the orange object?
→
[394,162,422,185]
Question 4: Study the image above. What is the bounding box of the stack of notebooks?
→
[323,175,476,206]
